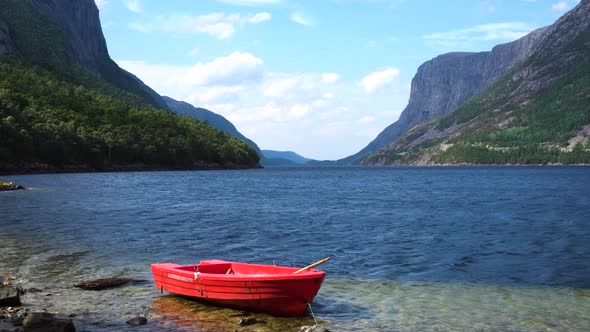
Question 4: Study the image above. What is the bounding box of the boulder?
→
[238,317,256,326]
[74,278,146,290]
[0,286,21,307]
[126,316,147,326]
[22,313,75,332]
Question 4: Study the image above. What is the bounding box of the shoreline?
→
[361,162,590,167]
[0,162,263,176]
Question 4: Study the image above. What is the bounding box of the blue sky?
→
[95,0,579,160]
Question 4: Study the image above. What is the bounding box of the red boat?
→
[151,259,326,316]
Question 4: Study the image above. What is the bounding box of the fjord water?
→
[1,167,589,331]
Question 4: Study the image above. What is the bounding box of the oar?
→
[293,257,331,274]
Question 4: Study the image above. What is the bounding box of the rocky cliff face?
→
[0,0,166,109]
[28,0,108,73]
[0,19,17,55]
[341,26,547,164]
[362,0,590,166]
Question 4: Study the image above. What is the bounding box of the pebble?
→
[126,316,147,326]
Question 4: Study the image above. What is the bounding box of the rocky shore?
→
[0,162,262,176]
[1,273,329,332]
[1,274,76,332]
[0,182,25,192]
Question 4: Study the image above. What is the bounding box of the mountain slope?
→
[362,0,590,166]
[341,27,547,164]
[261,150,314,164]
[163,96,261,154]
[0,0,261,172]
[0,57,260,172]
[0,0,167,109]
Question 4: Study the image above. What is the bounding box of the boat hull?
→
[151,260,325,316]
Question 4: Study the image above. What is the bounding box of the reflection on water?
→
[150,296,315,332]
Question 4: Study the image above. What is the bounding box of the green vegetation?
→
[0,0,166,108]
[0,57,260,168]
[436,67,521,131]
[433,57,590,165]
[0,0,67,70]
[364,26,590,166]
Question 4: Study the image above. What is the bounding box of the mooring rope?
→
[307,303,318,326]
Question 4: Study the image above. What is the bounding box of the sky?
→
[94,0,579,160]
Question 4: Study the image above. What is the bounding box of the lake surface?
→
[1,167,590,331]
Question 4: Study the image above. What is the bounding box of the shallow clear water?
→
[1,166,589,331]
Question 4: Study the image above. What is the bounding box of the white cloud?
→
[359,67,400,94]
[321,73,340,84]
[178,13,240,39]
[263,77,301,98]
[187,48,199,56]
[290,12,316,26]
[248,12,272,23]
[288,104,311,119]
[188,86,246,104]
[551,1,568,10]
[365,40,377,48]
[129,12,270,39]
[94,0,108,10]
[358,116,376,124]
[124,0,142,13]
[117,51,264,99]
[118,53,410,160]
[423,22,536,49]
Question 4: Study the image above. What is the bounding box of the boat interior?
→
[174,261,298,275]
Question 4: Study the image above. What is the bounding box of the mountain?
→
[362,0,590,166]
[261,150,314,165]
[0,0,260,172]
[163,96,261,153]
[0,0,167,109]
[341,26,548,164]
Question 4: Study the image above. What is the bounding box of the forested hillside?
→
[0,57,259,172]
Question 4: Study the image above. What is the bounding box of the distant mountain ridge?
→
[362,0,590,165]
[261,150,314,165]
[341,25,548,164]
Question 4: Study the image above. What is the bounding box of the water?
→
[1,167,589,331]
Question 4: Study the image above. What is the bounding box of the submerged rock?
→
[0,275,16,286]
[25,289,43,294]
[299,326,330,332]
[126,316,147,326]
[0,286,21,307]
[1,306,29,326]
[22,312,75,332]
[74,278,147,290]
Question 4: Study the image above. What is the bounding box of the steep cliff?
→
[0,19,17,55]
[341,26,547,164]
[0,0,166,109]
[362,0,590,165]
